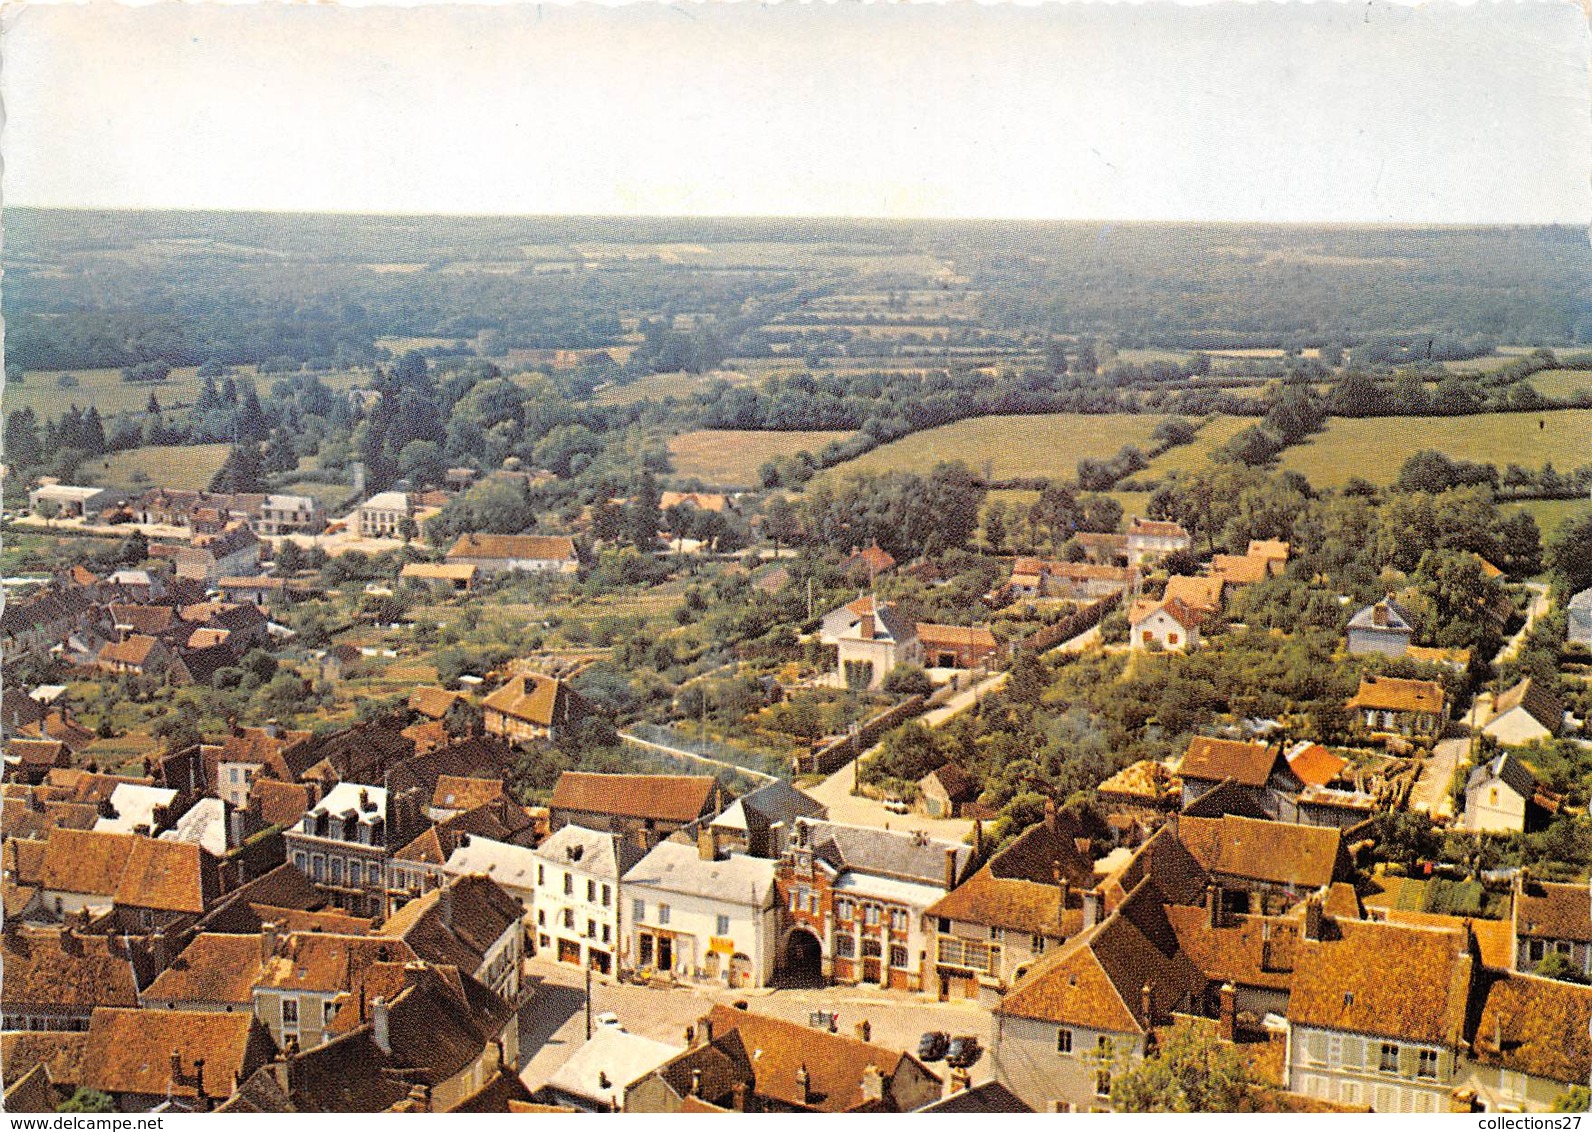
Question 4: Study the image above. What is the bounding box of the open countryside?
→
[668,428,853,486]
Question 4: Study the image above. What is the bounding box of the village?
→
[4,451,1592,1116]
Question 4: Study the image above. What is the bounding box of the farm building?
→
[445,533,579,576]
[400,562,478,591]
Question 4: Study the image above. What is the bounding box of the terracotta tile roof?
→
[143,933,265,1005]
[1130,595,1204,631]
[1178,737,1279,788]
[400,562,478,584]
[7,739,69,769]
[1129,518,1189,540]
[99,634,163,668]
[1210,554,1272,585]
[914,623,998,651]
[1490,677,1564,733]
[1246,539,1290,562]
[431,775,504,813]
[1164,906,1299,991]
[1514,879,1592,944]
[107,603,176,635]
[44,768,154,805]
[1285,743,1348,789]
[482,672,588,729]
[1176,815,1345,890]
[924,865,1082,938]
[1097,759,1180,804]
[446,533,577,563]
[842,543,897,574]
[251,778,315,827]
[1347,674,1445,715]
[9,837,49,886]
[374,876,522,972]
[186,627,232,650]
[1472,972,1592,1085]
[1379,909,1512,969]
[37,828,130,899]
[1,928,140,1012]
[83,1007,274,1102]
[115,835,214,913]
[551,771,715,824]
[1,1031,90,1090]
[1164,574,1223,612]
[1289,919,1472,1045]
[409,686,464,720]
[918,762,977,803]
[252,905,373,936]
[256,933,416,993]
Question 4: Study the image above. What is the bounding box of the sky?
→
[5,0,1589,223]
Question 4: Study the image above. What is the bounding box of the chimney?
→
[690,1069,702,1097]
[944,848,958,892]
[695,1014,714,1047]
[1044,797,1057,833]
[264,718,283,740]
[855,1019,871,1043]
[1082,888,1101,928]
[698,826,720,862]
[1057,875,1071,930]
[1303,895,1324,942]
[948,1068,971,1095]
[261,921,279,965]
[973,819,984,858]
[1206,883,1222,929]
[859,1063,884,1104]
[859,613,875,640]
[1140,982,1155,1027]
[440,885,454,929]
[372,996,391,1054]
[170,1050,183,1085]
[1218,982,1237,1042]
[406,1084,430,1113]
[228,805,246,850]
[731,1082,747,1112]
[194,1057,207,1103]
[795,1063,812,1105]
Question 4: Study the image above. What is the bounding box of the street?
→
[516,955,995,1097]
[1411,736,1468,819]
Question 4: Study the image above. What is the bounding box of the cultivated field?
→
[12,364,371,420]
[1276,410,1592,489]
[595,370,751,406]
[818,413,1171,483]
[86,442,233,493]
[669,429,852,486]
[1529,369,1592,401]
[1139,415,1253,478]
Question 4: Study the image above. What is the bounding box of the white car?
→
[595,1011,624,1031]
[883,798,911,815]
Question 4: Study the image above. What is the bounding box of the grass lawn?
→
[84,443,233,493]
[1276,410,1592,489]
[1501,497,1591,538]
[13,365,370,421]
[1529,369,1592,401]
[669,429,852,487]
[817,413,1171,484]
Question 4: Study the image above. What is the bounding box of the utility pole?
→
[585,962,594,1040]
[850,722,861,796]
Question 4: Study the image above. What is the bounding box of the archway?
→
[778,928,824,988]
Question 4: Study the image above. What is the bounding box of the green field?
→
[1501,497,1591,538]
[1276,410,1592,489]
[12,364,371,420]
[1117,348,1192,366]
[818,413,1172,484]
[84,443,233,493]
[276,479,355,509]
[1529,369,1592,401]
[1139,416,1253,478]
[669,429,852,487]
[594,370,750,407]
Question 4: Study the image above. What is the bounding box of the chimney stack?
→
[1082,888,1101,928]
[194,1058,207,1104]
[1140,982,1155,1028]
[796,1063,813,1105]
[1303,895,1324,942]
[695,1014,714,1048]
[170,1050,183,1085]
[1057,875,1071,930]
[859,1063,884,1104]
[859,612,875,640]
[406,1084,430,1113]
[372,996,391,1054]
[1044,797,1057,833]
[440,884,454,929]
[973,818,984,858]
[944,848,958,892]
[1206,883,1222,929]
[1218,982,1237,1042]
[698,826,720,862]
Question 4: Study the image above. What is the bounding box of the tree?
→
[1533,951,1588,985]
[882,664,933,696]
[57,1088,115,1113]
[119,529,149,565]
[1553,1086,1591,1113]
[1110,1021,1263,1113]
[1006,649,1051,707]
[983,499,1008,554]
[1548,514,1592,594]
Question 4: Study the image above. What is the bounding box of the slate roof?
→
[1490,677,1564,734]
[1347,597,1418,634]
[534,823,646,880]
[800,819,973,888]
[1465,753,1542,801]
[918,762,978,803]
[1288,919,1472,1045]
[1178,737,1279,788]
[712,779,825,834]
[918,1081,1034,1113]
[1514,879,1592,943]
[551,771,715,824]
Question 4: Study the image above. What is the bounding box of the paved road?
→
[1411,736,1469,819]
[1497,582,1551,664]
[517,956,994,1096]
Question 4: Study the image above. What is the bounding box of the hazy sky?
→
[6,1,1589,222]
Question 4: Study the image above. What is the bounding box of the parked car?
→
[595,1011,624,1031]
[883,798,911,815]
[945,1035,983,1069]
[917,1031,950,1062]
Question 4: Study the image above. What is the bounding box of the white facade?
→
[1463,774,1529,834]
[357,492,411,538]
[443,836,538,917]
[1483,707,1556,748]
[1287,1025,1455,1113]
[532,826,627,976]
[1130,605,1199,652]
[256,494,323,536]
[623,840,778,989]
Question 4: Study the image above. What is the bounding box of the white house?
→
[1463,753,1545,835]
[29,483,115,519]
[622,830,779,989]
[442,834,540,919]
[445,533,580,576]
[357,491,412,538]
[831,597,921,690]
[255,493,324,537]
[1124,517,1191,564]
[534,1027,684,1112]
[1347,596,1419,658]
[1128,596,1203,652]
[1482,678,1564,747]
[1568,588,1592,648]
[532,824,645,977]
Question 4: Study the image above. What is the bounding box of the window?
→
[346,861,361,886]
[1094,1070,1111,1099]
[1167,633,1179,646]
[602,924,611,944]
[1337,1081,1362,1106]
[1416,1049,1438,1080]
[659,904,671,925]
[866,905,880,926]
[716,915,730,936]
[988,925,1003,942]
[1057,1029,1073,1055]
[587,919,596,938]
[1529,939,1547,962]
[538,865,545,886]
[1032,935,1047,954]
[329,858,343,885]
[311,855,326,881]
[538,910,546,926]
[282,998,299,1025]
[293,852,307,871]
[837,899,854,921]
[323,1001,338,1026]
[938,917,950,933]
[835,934,856,958]
[890,945,908,969]
[563,873,573,896]
[862,937,882,958]
[634,899,645,923]
[1379,1043,1399,1074]
[602,884,612,908]
[587,879,596,902]
[562,909,575,929]
[890,908,908,932]
[1097,1035,1114,1060]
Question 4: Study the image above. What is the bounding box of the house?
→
[1285,742,1349,790]
[80,1007,277,1112]
[548,771,717,849]
[842,542,897,579]
[627,1004,941,1113]
[531,824,646,977]
[176,524,262,585]
[773,818,973,992]
[708,778,826,859]
[915,622,998,670]
[217,575,286,607]
[1125,517,1191,564]
[1568,588,1592,648]
[818,594,880,644]
[94,633,172,679]
[1164,574,1224,616]
[660,490,735,515]
[400,561,478,591]
[1462,753,1556,835]
[917,1081,1034,1113]
[1210,552,1275,586]
[1347,596,1419,658]
[1042,561,1135,601]
[256,494,324,537]
[1482,678,1564,746]
[445,533,580,575]
[1463,972,1592,1111]
[482,672,591,743]
[357,491,413,538]
[923,803,1095,1003]
[1174,814,1351,913]
[36,828,219,928]
[1176,736,1303,819]
[1095,760,1181,835]
[1286,919,1472,1112]
[536,1027,684,1112]
[1512,877,1592,980]
[376,874,526,1001]
[29,483,115,519]
[281,782,392,916]
[1,927,141,1031]
[624,831,779,988]
[917,763,979,819]
[428,775,504,822]
[1072,531,1129,565]
[140,931,276,1015]
[1128,596,1203,652]
[1347,675,1447,738]
[210,723,314,809]
[252,931,417,1049]
[833,597,921,689]
[4,739,71,785]
[1,586,98,661]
